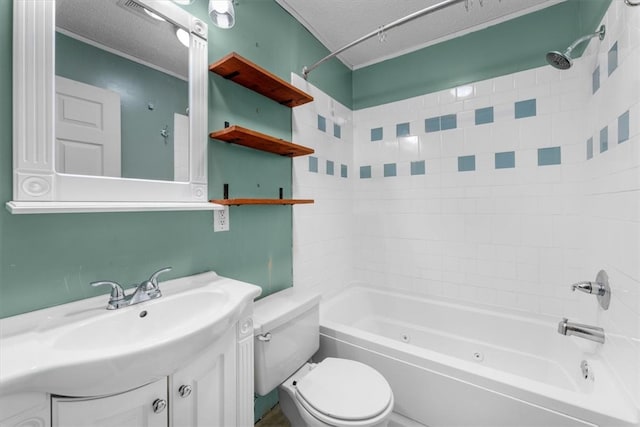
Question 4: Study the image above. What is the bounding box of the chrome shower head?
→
[546,25,606,70]
[546,51,572,70]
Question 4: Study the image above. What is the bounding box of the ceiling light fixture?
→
[176,28,190,47]
[172,0,196,5]
[208,0,235,29]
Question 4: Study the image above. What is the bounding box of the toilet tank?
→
[253,287,321,396]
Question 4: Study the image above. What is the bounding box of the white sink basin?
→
[0,272,261,397]
[53,291,228,351]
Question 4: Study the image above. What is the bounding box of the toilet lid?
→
[295,358,392,421]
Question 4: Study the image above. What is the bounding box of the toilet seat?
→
[294,358,394,426]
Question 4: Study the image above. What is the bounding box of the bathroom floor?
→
[254,405,426,427]
[255,405,291,427]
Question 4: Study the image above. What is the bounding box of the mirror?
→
[8,0,213,213]
[55,0,189,182]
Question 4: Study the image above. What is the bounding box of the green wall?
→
[0,0,611,317]
[0,0,350,320]
[353,0,612,109]
[56,32,189,181]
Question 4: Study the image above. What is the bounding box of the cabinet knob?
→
[178,384,192,398]
[152,398,167,414]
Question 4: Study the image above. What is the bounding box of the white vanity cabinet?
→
[52,380,168,427]
[170,327,238,426]
[0,272,260,427]
[0,308,257,427]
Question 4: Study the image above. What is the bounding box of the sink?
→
[0,272,261,397]
[53,291,229,351]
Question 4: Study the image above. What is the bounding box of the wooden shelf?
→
[211,199,314,206]
[209,52,313,108]
[210,125,314,157]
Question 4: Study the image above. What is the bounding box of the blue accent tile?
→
[308,156,318,173]
[341,164,348,178]
[440,114,457,131]
[475,107,494,125]
[587,137,594,160]
[458,155,476,172]
[592,66,600,94]
[326,160,334,176]
[515,99,537,119]
[384,163,397,177]
[360,165,371,179]
[425,117,441,133]
[371,127,383,141]
[608,42,618,76]
[495,151,515,169]
[317,115,326,132]
[600,126,608,153]
[396,122,410,137]
[538,147,561,166]
[333,123,341,139]
[410,160,425,175]
[618,110,630,143]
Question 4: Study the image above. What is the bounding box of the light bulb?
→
[209,0,235,29]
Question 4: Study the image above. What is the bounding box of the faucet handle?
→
[91,280,126,309]
[571,281,595,294]
[147,267,172,288]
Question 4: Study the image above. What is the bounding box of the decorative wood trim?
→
[210,199,314,206]
[13,0,55,200]
[190,33,207,187]
[209,125,314,157]
[236,334,254,427]
[209,53,313,107]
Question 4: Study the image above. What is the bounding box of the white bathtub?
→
[315,286,638,427]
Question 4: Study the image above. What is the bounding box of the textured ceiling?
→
[276,0,563,70]
[56,0,188,79]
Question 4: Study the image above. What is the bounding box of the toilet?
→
[253,288,394,427]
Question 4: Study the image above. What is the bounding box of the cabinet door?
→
[52,379,168,427]
[0,393,50,427]
[171,329,236,427]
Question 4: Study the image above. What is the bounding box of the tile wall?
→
[291,74,355,296]
[292,0,638,408]
[581,1,639,406]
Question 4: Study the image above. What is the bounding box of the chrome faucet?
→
[91,267,172,310]
[557,317,605,344]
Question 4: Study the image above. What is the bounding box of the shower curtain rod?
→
[302,0,468,79]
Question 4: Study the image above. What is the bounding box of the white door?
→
[55,76,121,177]
[173,113,189,182]
[52,379,168,427]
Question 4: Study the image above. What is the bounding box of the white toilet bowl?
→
[278,358,394,427]
[253,288,395,426]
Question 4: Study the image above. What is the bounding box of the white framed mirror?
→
[7,0,220,214]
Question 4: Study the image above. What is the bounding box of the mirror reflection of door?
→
[55,76,122,177]
[173,113,189,182]
[55,0,189,182]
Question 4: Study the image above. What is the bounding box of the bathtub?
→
[315,286,638,427]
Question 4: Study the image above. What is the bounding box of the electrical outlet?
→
[213,206,230,232]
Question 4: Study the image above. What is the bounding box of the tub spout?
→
[557,318,605,344]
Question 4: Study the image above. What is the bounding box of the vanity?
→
[0,271,261,427]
